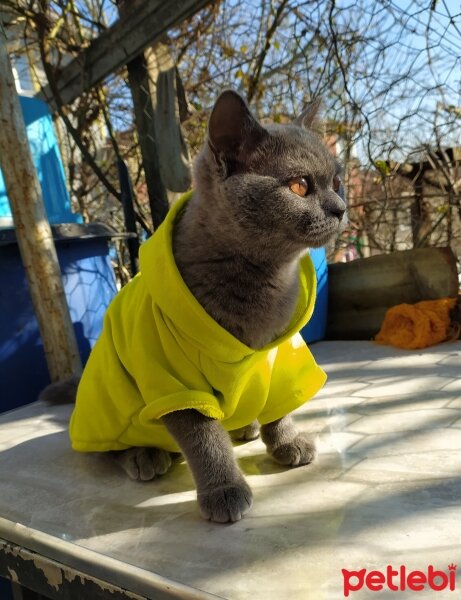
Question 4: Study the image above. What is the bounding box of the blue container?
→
[0,96,80,226]
[301,247,328,343]
[0,227,118,412]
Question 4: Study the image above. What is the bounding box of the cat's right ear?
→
[208,90,267,174]
[294,97,322,130]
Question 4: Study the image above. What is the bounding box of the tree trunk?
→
[118,0,192,229]
[125,50,170,228]
[0,32,82,381]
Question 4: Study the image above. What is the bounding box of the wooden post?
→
[411,170,432,247]
[0,30,82,381]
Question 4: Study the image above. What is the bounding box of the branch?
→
[35,11,122,202]
[247,0,289,103]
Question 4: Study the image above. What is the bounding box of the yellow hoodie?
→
[69,192,326,453]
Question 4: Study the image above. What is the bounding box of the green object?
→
[70,193,326,453]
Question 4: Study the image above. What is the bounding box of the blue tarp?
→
[0,95,81,225]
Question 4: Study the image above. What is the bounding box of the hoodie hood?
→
[139,192,317,364]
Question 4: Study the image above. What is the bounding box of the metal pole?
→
[117,157,140,276]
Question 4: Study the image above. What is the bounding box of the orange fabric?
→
[375,298,457,350]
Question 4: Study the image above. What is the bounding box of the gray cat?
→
[42,90,345,523]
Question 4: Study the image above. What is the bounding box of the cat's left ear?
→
[294,97,322,130]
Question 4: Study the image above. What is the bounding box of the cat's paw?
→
[112,447,172,481]
[198,480,253,523]
[270,434,316,467]
[230,420,260,441]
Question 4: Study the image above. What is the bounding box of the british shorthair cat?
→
[44,90,346,524]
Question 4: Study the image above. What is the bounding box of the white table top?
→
[1,341,460,599]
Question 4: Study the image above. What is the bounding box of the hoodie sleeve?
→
[126,302,226,424]
[257,333,327,425]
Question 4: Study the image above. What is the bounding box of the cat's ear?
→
[208,90,267,172]
[294,97,322,130]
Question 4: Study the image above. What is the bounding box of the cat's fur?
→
[41,90,345,523]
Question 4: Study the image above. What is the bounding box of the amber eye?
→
[333,175,341,193]
[289,177,309,197]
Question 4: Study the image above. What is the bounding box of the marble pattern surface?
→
[0,340,460,599]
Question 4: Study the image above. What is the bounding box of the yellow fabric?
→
[69,192,326,453]
[375,298,457,350]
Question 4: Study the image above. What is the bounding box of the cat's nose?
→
[326,195,346,220]
[330,205,346,220]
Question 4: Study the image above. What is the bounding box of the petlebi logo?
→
[342,564,457,596]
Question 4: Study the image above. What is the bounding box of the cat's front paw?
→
[112,447,172,481]
[198,480,253,523]
[270,433,316,467]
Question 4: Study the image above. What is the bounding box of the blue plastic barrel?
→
[0,227,118,412]
[301,247,328,343]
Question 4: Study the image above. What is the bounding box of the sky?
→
[70,0,461,163]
